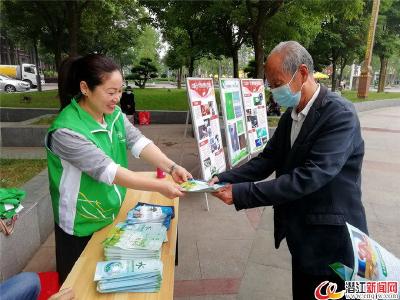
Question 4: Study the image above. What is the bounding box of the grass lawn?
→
[0,89,193,110]
[342,90,400,102]
[0,159,47,188]
[0,90,60,108]
[1,88,398,111]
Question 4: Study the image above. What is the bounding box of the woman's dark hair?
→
[58,54,121,111]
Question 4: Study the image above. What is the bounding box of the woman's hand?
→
[157,181,186,199]
[171,165,193,183]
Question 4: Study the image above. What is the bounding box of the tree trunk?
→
[253,30,264,79]
[232,48,239,78]
[188,57,195,77]
[54,38,63,71]
[10,44,16,65]
[65,1,80,56]
[377,56,388,93]
[177,66,182,89]
[33,40,42,92]
[6,40,12,64]
[331,60,337,92]
[338,58,347,90]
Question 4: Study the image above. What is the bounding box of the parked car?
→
[0,75,31,92]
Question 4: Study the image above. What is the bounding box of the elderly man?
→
[211,41,368,299]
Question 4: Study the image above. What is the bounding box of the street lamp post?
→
[357,0,380,99]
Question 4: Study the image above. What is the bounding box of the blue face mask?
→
[270,70,303,107]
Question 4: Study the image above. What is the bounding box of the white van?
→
[0,63,45,88]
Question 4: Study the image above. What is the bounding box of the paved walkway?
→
[5,106,400,299]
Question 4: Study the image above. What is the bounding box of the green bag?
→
[0,188,25,219]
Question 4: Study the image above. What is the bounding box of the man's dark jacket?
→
[217,86,368,275]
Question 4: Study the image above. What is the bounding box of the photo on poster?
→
[201,104,211,116]
[225,92,235,120]
[228,124,240,152]
[253,96,262,106]
[236,120,244,135]
[204,118,211,137]
[211,135,221,150]
[210,135,221,152]
[247,115,258,128]
[255,138,262,147]
[257,127,267,138]
[234,105,242,118]
[207,127,212,137]
[208,101,216,115]
[203,157,212,169]
[198,124,208,140]
[253,93,263,106]
[245,108,252,116]
[238,134,246,149]
[232,91,241,104]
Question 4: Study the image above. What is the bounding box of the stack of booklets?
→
[97,202,175,293]
[126,202,175,230]
[94,259,163,293]
[103,222,167,260]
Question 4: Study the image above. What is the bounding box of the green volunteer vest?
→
[46,99,128,236]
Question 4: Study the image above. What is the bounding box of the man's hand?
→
[208,176,219,186]
[212,184,233,205]
[171,165,193,183]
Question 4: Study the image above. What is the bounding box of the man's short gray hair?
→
[268,41,314,75]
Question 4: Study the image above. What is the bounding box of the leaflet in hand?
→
[180,179,227,193]
[127,202,174,230]
[330,223,400,281]
[94,259,163,293]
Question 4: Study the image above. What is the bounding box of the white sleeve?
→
[123,113,153,158]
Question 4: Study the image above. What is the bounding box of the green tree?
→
[309,0,367,91]
[374,0,400,92]
[244,0,286,78]
[129,58,158,89]
[203,1,249,78]
[244,59,257,78]
[64,0,90,56]
[79,0,146,64]
[128,26,162,68]
[164,49,185,88]
[2,0,146,70]
[141,0,212,76]
[1,1,68,69]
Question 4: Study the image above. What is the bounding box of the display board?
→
[240,79,269,154]
[219,78,250,167]
[186,78,226,180]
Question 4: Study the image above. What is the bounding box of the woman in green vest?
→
[46,54,192,284]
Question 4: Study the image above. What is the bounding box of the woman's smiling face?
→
[80,70,123,117]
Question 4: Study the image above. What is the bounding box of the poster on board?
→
[186,78,226,180]
[240,79,269,154]
[219,78,249,167]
